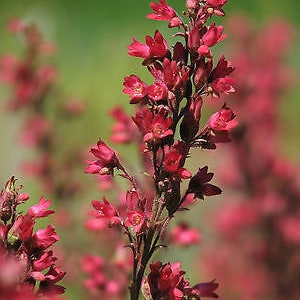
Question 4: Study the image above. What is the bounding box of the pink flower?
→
[33,225,59,249]
[33,251,56,271]
[122,74,148,104]
[211,76,235,96]
[133,107,173,143]
[187,166,222,200]
[170,223,201,246]
[144,113,173,142]
[147,82,168,101]
[81,255,105,273]
[147,0,181,28]
[202,23,226,47]
[128,30,170,64]
[8,215,34,242]
[163,144,192,179]
[85,139,120,175]
[208,106,237,131]
[205,0,227,16]
[124,210,147,234]
[89,197,120,227]
[110,106,138,143]
[146,261,189,300]
[27,197,54,219]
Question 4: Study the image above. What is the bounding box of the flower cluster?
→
[0,19,85,202]
[85,1,236,299]
[0,177,65,299]
[201,18,300,300]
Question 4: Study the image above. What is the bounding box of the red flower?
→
[85,139,120,175]
[202,23,226,47]
[89,197,120,227]
[27,197,54,219]
[144,113,173,142]
[128,30,170,64]
[147,0,181,28]
[110,106,137,143]
[170,223,201,246]
[147,82,168,101]
[122,74,148,104]
[133,107,173,143]
[33,251,56,271]
[187,166,222,200]
[33,225,59,249]
[163,144,191,179]
[205,0,227,16]
[124,210,147,234]
[208,106,237,132]
[146,261,190,300]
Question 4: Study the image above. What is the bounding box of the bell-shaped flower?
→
[187,166,222,200]
[147,0,181,28]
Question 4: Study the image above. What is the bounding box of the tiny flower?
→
[205,0,227,16]
[110,106,138,143]
[210,76,235,96]
[147,82,168,101]
[147,0,181,28]
[208,106,237,132]
[90,197,120,227]
[147,261,190,300]
[85,139,121,175]
[202,23,226,48]
[144,113,173,143]
[133,107,173,144]
[170,223,201,246]
[123,74,148,104]
[210,55,234,80]
[187,166,222,200]
[124,210,147,234]
[33,225,59,249]
[163,144,192,179]
[27,197,54,219]
[128,30,170,64]
[33,251,56,271]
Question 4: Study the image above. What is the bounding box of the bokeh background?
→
[1,1,300,299]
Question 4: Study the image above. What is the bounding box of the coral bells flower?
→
[89,198,120,227]
[33,225,59,249]
[124,210,148,234]
[202,23,226,48]
[133,107,173,143]
[85,139,121,175]
[205,0,227,16]
[170,223,201,246]
[146,261,189,300]
[86,1,234,299]
[147,0,182,28]
[27,196,54,219]
[163,144,192,179]
[110,106,138,143]
[0,177,65,298]
[123,74,148,104]
[187,166,222,200]
[208,106,237,132]
[148,82,168,102]
[128,30,170,64]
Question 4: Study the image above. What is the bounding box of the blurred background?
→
[0,0,299,299]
